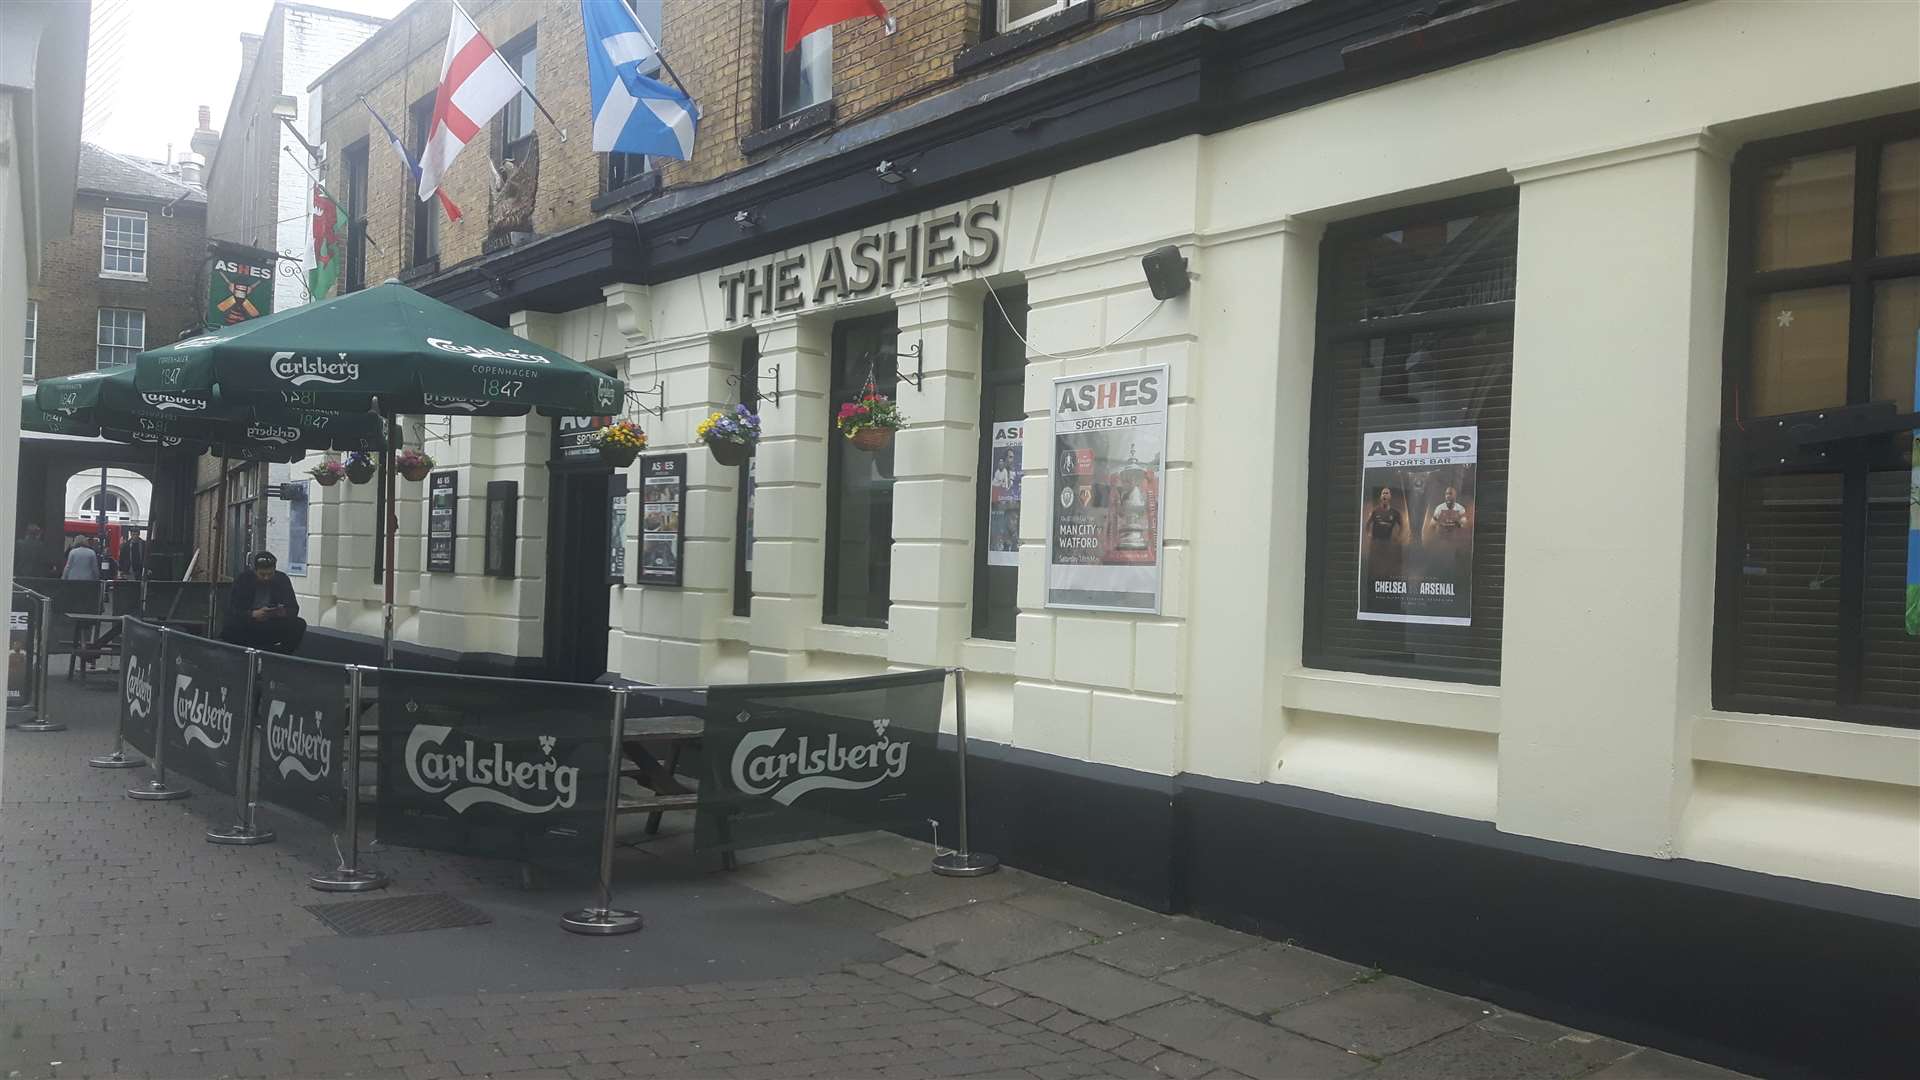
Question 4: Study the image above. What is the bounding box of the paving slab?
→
[1074,916,1257,977]
[1160,944,1368,1014]
[1004,883,1157,938]
[1359,1024,1634,1079]
[990,954,1185,1021]
[1586,1047,1756,1079]
[880,902,1095,975]
[1269,975,1487,1056]
[829,832,943,876]
[1115,1000,1371,1079]
[727,851,894,903]
[849,869,1033,918]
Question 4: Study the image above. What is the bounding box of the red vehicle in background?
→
[62,519,125,563]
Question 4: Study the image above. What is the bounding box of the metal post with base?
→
[89,613,143,768]
[562,686,644,935]
[127,629,188,800]
[14,592,65,733]
[310,666,388,891]
[932,667,999,877]
[208,649,274,845]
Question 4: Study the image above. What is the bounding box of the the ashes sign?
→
[1047,366,1168,613]
[1358,426,1478,626]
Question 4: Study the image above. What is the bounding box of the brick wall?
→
[313,0,1149,285]
[26,195,208,383]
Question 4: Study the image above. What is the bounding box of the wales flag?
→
[308,190,343,302]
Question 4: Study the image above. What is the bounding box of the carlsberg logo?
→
[126,655,155,720]
[265,699,332,781]
[173,675,235,751]
[247,424,301,444]
[731,716,910,806]
[426,338,551,365]
[405,724,578,814]
[270,351,360,386]
[141,392,206,412]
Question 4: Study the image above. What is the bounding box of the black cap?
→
[253,552,278,569]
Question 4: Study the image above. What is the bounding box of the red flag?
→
[784,0,888,52]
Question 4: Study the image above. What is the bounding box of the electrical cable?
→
[983,276,1168,361]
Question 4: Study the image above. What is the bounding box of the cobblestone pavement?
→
[2,677,1751,1080]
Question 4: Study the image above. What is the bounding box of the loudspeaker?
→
[1141,245,1189,300]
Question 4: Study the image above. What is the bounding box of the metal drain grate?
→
[305,893,492,937]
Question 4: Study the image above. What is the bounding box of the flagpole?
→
[619,0,693,102]
[450,0,568,143]
[284,146,384,254]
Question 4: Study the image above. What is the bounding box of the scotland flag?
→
[582,0,698,161]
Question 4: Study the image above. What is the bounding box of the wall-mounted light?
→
[269,94,299,121]
[875,160,910,184]
[733,209,760,231]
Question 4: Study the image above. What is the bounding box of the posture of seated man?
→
[223,552,305,654]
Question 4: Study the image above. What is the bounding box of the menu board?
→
[638,454,687,587]
[427,471,457,573]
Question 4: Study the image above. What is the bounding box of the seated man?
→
[222,552,306,654]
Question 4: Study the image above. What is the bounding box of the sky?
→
[82,0,415,163]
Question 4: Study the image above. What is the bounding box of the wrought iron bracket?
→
[625,383,666,421]
[725,364,782,409]
[896,342,926,391]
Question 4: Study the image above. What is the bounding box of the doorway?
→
[544,466,613,682]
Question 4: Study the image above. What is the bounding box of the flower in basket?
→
[396,448,436,472]
[308,459,347,484]
[590,420,648,453]
[835,383,907,438]
[697,404,763,446]
[343,450,377,481]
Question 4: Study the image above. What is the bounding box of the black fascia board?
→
[418,0,1684,322]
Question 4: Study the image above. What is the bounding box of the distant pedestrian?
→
[122,528,148,580]
[13,524,58,579]
[63,538,101,581]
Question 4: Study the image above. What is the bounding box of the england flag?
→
[582,0,698,161]
[418,4,523,203]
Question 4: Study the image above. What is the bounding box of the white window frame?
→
[96,307,145,370]
[999,0,1083,34]
[23,299,37,381]
[101,208,149,280]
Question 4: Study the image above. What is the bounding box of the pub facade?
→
[298,2,1918,1075]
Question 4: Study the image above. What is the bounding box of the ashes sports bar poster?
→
[1047,366,1167,613]
[1358,425,1477,625]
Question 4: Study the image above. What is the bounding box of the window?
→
[607,2,662,191]
[998,0,1083,33]
[974,285,1028,641]
[1715,114,1920,727]
[823,315,898,626]
[498,33,537,162]
[342,139,369,293]
[81,491,129,518]
[1303,192,1518,684]
[409,95,439,268]
[761,1,831,126]
[23,300,36,380]
[101,209,148,278]
[96,308,145,370]
[735,335,759,617]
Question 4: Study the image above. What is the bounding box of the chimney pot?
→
[198,105,211,129]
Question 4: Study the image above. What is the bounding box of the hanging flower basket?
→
[836,383,906,452]
[848,427,894,452]
[343,452,377,484]
[697,405,762,467]
[396,448,435,482]
[591,420,647,468]
[308,459,347,488]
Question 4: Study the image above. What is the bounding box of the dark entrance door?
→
[544,467,612,682]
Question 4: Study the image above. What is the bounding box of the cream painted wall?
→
[290,1,1920,898]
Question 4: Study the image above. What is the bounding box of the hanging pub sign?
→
[638,453,687,586]
[988,421,1023,568]
[427,471,457,573]
[1047,366,1168,614]
[1358,426,1478,626]
[207,243,277,326]
[554,415,612,463]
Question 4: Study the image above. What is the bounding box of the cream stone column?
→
[746,313,832,682]
[1498,133,1729,857]
[604,282,744,684]
[888,283,984,668]
[1184,219,1321,782]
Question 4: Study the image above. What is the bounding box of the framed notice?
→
[484,481,517,579]
[607,477,629,585]
[987,421,1022,567]
[1358,426,1477,626]
[638,453,687,586]
[427,471,457,573]
[1047,366,1168,613]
